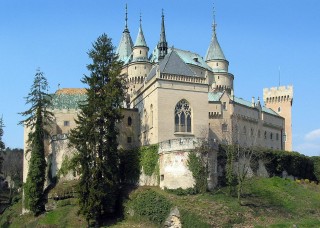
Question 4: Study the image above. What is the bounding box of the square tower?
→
[263,86,293,151]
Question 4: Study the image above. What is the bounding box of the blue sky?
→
[1,1,319,156]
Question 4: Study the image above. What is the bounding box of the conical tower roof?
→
[116,4,134,62]
[205,18,226,61]
[134,16,148,47]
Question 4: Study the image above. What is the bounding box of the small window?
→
[283,132,287,142]
[223,102,227,111]
[64,121,70,127]
[278,107,281,112]
[251,128,254,137]
[140,50,141,54]
[161,175,164,181]
[276,133,279,141]
[222,124,228,132]
[216,62,218,66]
[243,126,247,135]
[270,133,273,140]
[264,131,267,139]
[127,136,132,143]
[258,130,261,138]
[128,117,132,126]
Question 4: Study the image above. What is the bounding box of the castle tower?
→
[205,8,234,94]
[157,10,168,60]
[127,14,152,95]
[116,4,134,62]
[263,86,293,151]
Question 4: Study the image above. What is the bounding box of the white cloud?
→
[305,129,320,141]
[295,143,320,157]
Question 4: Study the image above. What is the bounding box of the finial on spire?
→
[140,11,142,26]
[212,4,217,34]
[125,4,128,29]
[158,9,168,60]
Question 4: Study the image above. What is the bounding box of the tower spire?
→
[116,4,134,62]
[205,5,226,61]
[125,3,128,31]
[157,9,168,60]
[212,4,217,34]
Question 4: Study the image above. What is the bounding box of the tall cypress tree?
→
[69,34,125,226]
[19,69,53,215]
[0,116,5,174]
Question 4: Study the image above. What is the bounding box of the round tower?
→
[263,85,293,151]
[205,11,234,94]
[127,15,152,94]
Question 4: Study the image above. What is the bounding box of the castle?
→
[23,7,293,190]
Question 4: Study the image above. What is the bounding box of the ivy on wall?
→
[218,145,319,186]
[187,152,207,194]
[139,144,159,176]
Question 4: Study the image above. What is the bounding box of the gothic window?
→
[174,99,192,133]
[64,121,70,127]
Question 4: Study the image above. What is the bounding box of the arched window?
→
[174,99,192,133]
[127,116,132,126]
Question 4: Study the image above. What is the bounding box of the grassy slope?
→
[1,177,319,227]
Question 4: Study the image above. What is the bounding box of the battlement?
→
[263,85,293,103]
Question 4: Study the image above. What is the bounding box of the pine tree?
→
[0,116,5,174]
[69,34,125,226]
[19,69,53,215]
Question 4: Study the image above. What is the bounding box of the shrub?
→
[126,189,172,225]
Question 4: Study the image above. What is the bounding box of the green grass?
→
[1,177,320,227]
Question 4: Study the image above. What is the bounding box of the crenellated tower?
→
[205,8,234,95]
[127,14,152,95]
[263,85,293,151]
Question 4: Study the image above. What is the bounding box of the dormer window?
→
[193,57,198,62]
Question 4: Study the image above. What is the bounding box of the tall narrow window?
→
[128,117,132,126]
[174,99,192,133]
[150,104,153,128]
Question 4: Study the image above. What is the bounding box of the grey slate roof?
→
[116,29,134,63]
[208,92,223,102]
[149,47,212,71]
[205,31,226,61]
[233,97,279,116]
[208,92,279,116]
[134,23,148,47]
[146,49,196,81]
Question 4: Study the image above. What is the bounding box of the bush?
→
[165,187,198,196]
[126,189,172,225]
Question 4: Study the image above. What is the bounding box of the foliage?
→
[119,148,141,185]
[164,187,197,196]
[180,209,211,228]
[57,155,73,178]
[311,156,320,182]
[126,188,172,225]
[68,34,125,226]
[187,152,207,194]
[19,69,53,215]
[218,145,318,185]
[139,144,159,176]
[1,148,23,188]
[0,117,5,174]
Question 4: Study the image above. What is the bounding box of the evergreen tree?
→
[19,69,53,215]
[69,34,125,226]
[0,116,5,174]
